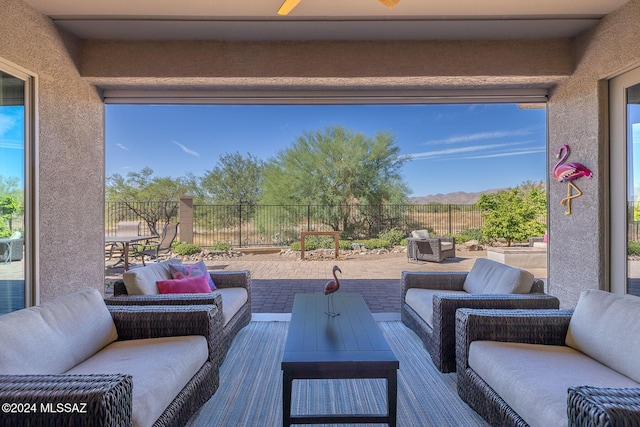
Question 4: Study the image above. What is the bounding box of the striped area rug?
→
[187,321,489,427]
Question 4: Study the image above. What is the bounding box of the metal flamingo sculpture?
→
[553,144,593,215]
[324,265,342,317]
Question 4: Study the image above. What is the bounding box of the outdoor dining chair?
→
[133,222,179,266]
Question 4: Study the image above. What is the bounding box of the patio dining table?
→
[105,235,158,271]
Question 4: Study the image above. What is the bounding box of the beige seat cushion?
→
[440,242,454,251]
[469,341,640,427]
[405,288,468,327]
[411,230,430,239]
[463,258,534,294]
[123,258,182,295]
[0,289,118,375]
[216,288,248,326]
[66,335,208,427]
[566,289,640,383]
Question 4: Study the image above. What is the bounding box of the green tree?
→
[198,152,265,205]
[0,195,20,237]
[261,125,409,234]
[477,182,546,246]
[106,167,195,234]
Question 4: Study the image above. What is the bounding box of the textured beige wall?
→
[81,39,572,90]
[548,0,640,307]
[0,0,105,302]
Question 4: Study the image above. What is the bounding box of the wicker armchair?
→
[401,267,559,373]
[105,270,251,359]
[0,304,221,427]
[455,307,640,427]
[407,236,456,263]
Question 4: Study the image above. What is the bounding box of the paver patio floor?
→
[203,250,547,313]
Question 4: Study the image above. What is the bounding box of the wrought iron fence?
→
[105,201,179,236]
[106,201,488,247]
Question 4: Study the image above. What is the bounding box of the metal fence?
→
[106,201,486,247]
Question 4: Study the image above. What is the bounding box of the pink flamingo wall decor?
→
[324,265,342,317]
[553,144,593,215]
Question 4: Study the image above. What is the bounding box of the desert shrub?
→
[173,242,202,256]
[362,238,391,249]
[455,227,484,243]
[629,241,640,256]
[378,228,407,246]
[210,242,232,251]
[339,240,354,250]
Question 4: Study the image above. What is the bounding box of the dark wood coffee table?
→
[281,293,399,427]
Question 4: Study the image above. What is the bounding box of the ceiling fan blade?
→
[378,0,400,8]
[277,0,302,15]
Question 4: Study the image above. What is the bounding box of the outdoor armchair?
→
[401,258,559,372]
[407,229,455,263]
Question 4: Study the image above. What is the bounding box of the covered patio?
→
[2,0,640,425]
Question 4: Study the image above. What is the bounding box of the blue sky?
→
[0,106,25,188]
[103,103,547,197]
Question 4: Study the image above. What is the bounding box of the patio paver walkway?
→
[205,252,547,313]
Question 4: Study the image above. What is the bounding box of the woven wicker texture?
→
[0,374,132,427]
[401,271,560,372]
[407,237,456,263]
[568,386,640,427]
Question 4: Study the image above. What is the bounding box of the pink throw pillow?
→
[156,275,212,294]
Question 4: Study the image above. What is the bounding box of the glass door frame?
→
[610,66,640,295]
[0,56,38,308]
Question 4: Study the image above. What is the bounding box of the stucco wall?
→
[548,0,640,307]
[0,0,105,303]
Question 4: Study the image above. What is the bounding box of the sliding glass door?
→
[0,60,35,314]
[610,66,640,296]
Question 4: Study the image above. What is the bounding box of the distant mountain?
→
[407,188,505,205]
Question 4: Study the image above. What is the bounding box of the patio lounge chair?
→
[133,222,178,266]
[407,229,456,263]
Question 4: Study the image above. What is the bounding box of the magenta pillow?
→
[169,260,216,290]
[156,275,212,294]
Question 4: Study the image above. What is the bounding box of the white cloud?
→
[0,140,23,150]
[172,141,200,158]
[0,115,17,138]
[424,127,537,145]
[408,142,531,161]
[458,148,546,160]
[116,143,130,151]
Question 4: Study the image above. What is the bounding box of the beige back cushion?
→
[463,258,534,294]
[566,290,640,383]
[0,289,118,375]
[411,230,430,239]
[123,258,182,295]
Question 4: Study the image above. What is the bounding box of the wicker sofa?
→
[0,288,220,427]
[401,258,560,372]
[456,290,640,427]
[105,259,251,359]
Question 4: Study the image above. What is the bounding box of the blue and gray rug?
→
[187,321,488,427]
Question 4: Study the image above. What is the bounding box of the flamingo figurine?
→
[553,144,593,215]
[324,265,342,317]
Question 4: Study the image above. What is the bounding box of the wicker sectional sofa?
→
[402,258,560,372]
[105,259,251,360]
[0,288,220,427]
[456,290,640,427]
